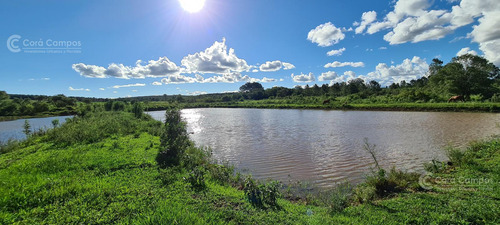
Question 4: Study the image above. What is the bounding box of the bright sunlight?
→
[178,0,205,13]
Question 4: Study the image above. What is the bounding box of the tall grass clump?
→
[243,176,281,209]
[46,111,162,146]
[353,139,420,203]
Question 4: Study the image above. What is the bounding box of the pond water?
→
[148,108,500,187]
[0,116,73,143]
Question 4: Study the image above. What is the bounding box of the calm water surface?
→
[154,108,498,187]
[0,116,73,143]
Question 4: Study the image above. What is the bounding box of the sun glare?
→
[178,0,205,13]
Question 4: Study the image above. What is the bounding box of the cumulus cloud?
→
[456,47,478,56]
[259,60,295,72]
[329,71,357,85]
[69,86,90,91]
[318,71,338,81]
[187,91,208,96]
[326,47,346,56]
[72,57,180,79]
[324,61,365,68]
[291,72,315,83]
[112,83,146,89]
[355,0,500,50]
[355,11,377,34]
[307,22,345,47]
[282,62,295,70]
[327,57,429,86]
[157,72,276,84]
[151,81,162,86]
[364,56,429,86]
[181,38,250,74]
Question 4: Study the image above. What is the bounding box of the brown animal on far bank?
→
[322,99,330,105]
[448,95,465,103]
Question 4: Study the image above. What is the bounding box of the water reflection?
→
[147,109,499,188]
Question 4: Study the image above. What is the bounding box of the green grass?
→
[1,111,499,224]
[142,98,500,113]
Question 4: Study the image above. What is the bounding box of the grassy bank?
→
[1,110,499,224]
[142,100,500,113]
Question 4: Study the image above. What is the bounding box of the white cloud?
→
[112,83,146,89]
[363,56,429,86]
[318,71,338,81]
[291,72,315,83]
[252,69,259,73]
[324,61,365,68]
[161,74,197,84]
[357,0,500,47]
[259,60,295,72]
[307,22,345,47]
[151,81,162,86]
[326,47,346,56]
[260,60,282,71]
[282,62,295,70]
[469,10,500,65]
[329,71,357,85]
[379,47,388,50]
[157,72,277,84]
[69,86,90,91]
[132,90,138,92]
[72,57,180,79]
[327,57,429,86]
[187,91,208,95]
[181,38,250,74]
[355,11,377,34]
[99,88,105,91]
[456,47,478,56]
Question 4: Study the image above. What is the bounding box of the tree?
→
[240,82,264,93]
[132,102,143,118]
[428,58,444,77]
[23,120,31,136]
[430,54,499,99]
[157,108,190,167]
[0,91,9,101]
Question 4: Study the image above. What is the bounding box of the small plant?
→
[186,166,206,191]
[0,139,20,154]
[424,159,445,173]
[51,119,59,128]
[243,176,281,209]
[22,120,31,136]
[446,147,466,166]
[322,182,353,213]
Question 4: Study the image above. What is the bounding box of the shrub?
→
[0,139,20,154]
[322,182,353,213]
[243,176,281,209]
[186,166,207,191]
[132,102,143,118]
[157,108,190,167]
[446,147,466,166]
[46,111,161,146]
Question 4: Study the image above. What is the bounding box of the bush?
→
[157,108,190,167]
[46,111,161,146]
[243,176,281,209]
[320,182,353,213]
[186,166,207,191]
[0,139,20,154]
[446,147,466,166]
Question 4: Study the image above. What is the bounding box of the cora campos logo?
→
[6,34,82,54]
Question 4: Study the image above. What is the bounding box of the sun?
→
[178,0,206,13]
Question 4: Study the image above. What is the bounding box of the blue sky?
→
[1,0,499,98]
